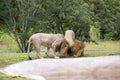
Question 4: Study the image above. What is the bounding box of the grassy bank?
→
[0,41,120,80]
[0,53,28,80]
[0,51,120,80]
[84,41,120,57]
[84,41,120,51]
[0,51,120,68]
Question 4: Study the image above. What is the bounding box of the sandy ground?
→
[0,56,120,80]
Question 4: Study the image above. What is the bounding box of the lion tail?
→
[27,37,32,60]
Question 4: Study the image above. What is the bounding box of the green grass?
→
[0,53,28,68]
[0,53,29,80]
[84,51,120,57]
[0,72,27,80]
[0,41,120,80]
[0,53,58,80]
[84,41,120,50]
[84,41,120,57]
[0,53,54,68]
[0,33,18,51]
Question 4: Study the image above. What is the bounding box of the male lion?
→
[65,30,85,57]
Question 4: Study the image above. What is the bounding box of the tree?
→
[100,0,120,40]
[37,0,93,41]
[89,0,120,40]
[3,0,43,52]
[89,22,100,41]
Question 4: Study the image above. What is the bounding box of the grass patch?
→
[0,53,39,68]
[85,41,120,50]
[0,53,57,68]
[0,51,120,68]
[84,41,120,57]
[84,51,120,57]
[0,53,37,80]
[0,33,18,51]
[0,53,28,80]
[0,53,27,68]
[0,72,27,80]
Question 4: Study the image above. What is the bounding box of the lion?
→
[27,33,65,60]
[68,40,85,57]
[65,30,75,47]
[65,30,85,57]
[55,39,69,56]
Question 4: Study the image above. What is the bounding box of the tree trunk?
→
[20,38,28,53]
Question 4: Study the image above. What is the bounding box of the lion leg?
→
[51,45,59,58]
[35,47,43,59]
[45,47,50,57]
[51,39,62,58]
[33,41,43,59]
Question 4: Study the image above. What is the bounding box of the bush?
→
[0,33,18,51]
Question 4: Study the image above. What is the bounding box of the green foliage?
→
[91,0,120,40]
[89,22,100,41]
[0,33,18,51]
[1,0,43,52]
[36,0,93,41]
